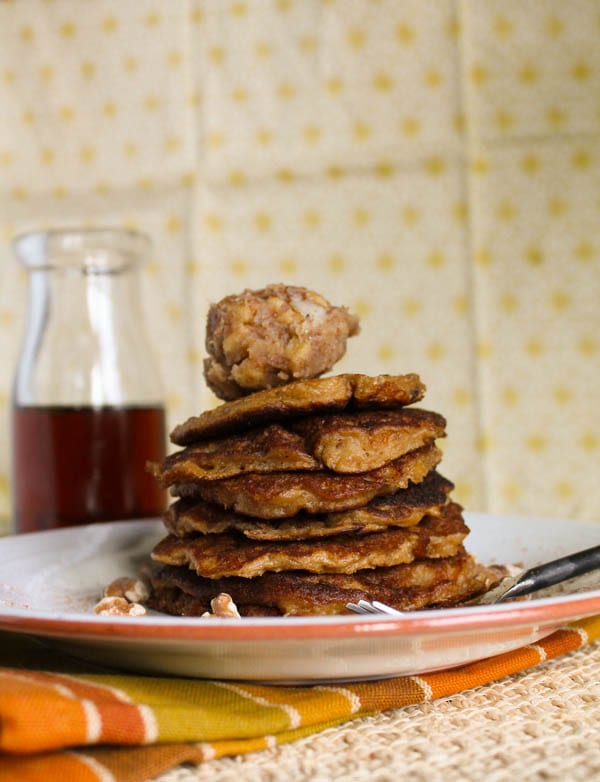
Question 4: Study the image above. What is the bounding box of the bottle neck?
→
[14,266,163,408]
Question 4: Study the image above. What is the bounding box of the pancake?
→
[151,502,468,578]
[171,443,442,519]
[165,471,454,540]
[170,373,425,445]
[289,407,446,473]
[156,408,445,485]
[146,552,506,616]
[153,425,319,485]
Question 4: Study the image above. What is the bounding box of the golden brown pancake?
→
[165,471,454,540]
[290,408,446,473]
[151,502,468,578]
[171,443,441,519]
[145,552,506,616]
[170,373,425,445]
[153,425,319,485]
[156,408,445,485]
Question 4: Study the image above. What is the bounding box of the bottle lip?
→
[13,227,152,273]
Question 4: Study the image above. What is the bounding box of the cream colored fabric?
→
[0,1,599,522]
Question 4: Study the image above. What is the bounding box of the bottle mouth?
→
[13,228,152,274]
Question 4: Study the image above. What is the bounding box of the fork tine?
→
[346,599,404,616]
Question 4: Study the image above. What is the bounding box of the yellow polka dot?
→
[554,481,574,500]
[475,433,493,453]
[103,100,118,118]
[230,2,248,16]
[454,113,466,133]
[547,196,568,218]
[328,253,345,272]
[136,177,154,191]
[502,481,522,503]
[571,149,592,169]
[426,250,445,269]
[499,292,518,313]
[545,15,564,38]
[230,258,248,275]
[578,432,598,451]
[102,16,118,33]
[228,170,247,186]
[80,61,95,79]
[525,338,544,357]
[276,168,295,183]
[165,215,182,233]
[3,70,15,85]
[326,165,346,179]
[59,105,75,122]
[166,303,182,322]
[376,252,395,271]
[124,141,138,158]
[22,110,36,125]
[40,148,55,166]
[19,25,35,43]
[353,121,371,142]
[231,87,248,103]
[401,205,420,226]
[495,109,515,131]
[94,181,110,195]
[423,156,446,176]
[373,72,394,91]
[303,125,321,144]
[190,7,204,24]
[209,131,226,148]
[546,106,567,128]
[123,56,138,73]
[168,50,183,67]
[520,154,540,174]
[165,135,182,153]
[304,210,321,229]
[517,62,539,84]
[353,298,371,318]
[571,61,591,82]
[276,0,292,10]
[452,295,468,317]
[353,208,370,226]
[573,240,595,261]
[325,77,343,94]
[553,385,573,404]
[145,11,162,26]
[144,94,160,111]
[277,82,296,99]
[299,36,316,53]
[166,392,182,409]
[0,149,14,166]
[60,21,76,38]
[188,92,202,108]
[494,15,514,39]
[426,341,446,360]
[400,116,421,137]
[80,145,96,164]
[501,386,520,406]
[10,187,28,201]
[496,200,517,222]
[446,17,461,38]
[254,212,271,232]
[347,27,366,49]
[255,41,272,59]
[550,290,570,311]
[185,258,200,275]
[395,22,415,45]
[0,474,8,498]
[470,62,489,86]
[279,257,297,274]
[375,161,395,178]
[452,387,471,406]
[524,244,544,266]
[402,297,421,317]
[474,247,492,267]
[39,64,54,82]
[526,433,547,452]
[476,341,493,359]
[187,349,201,366]
[453,481,474,505]
[377,343,395,362]
[577,336,598,356]
[423,67,443,88]
[205,213,223,232]
[452,202,468,223]
[471,156,490,175]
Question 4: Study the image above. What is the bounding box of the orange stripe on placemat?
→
[0,752,103,782]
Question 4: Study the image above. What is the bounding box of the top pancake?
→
[156,408,445,484]
[170,373,425,444]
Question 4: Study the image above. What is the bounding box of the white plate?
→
[0,514,599,683]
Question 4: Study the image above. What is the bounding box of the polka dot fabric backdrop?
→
[0,0,599,525]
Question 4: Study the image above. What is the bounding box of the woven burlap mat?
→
[153,641,600,782]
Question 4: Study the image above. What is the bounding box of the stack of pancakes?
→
[147,373,503,616]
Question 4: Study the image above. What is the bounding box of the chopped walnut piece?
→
[103,576,150,603]
[94,596,147,616]
[201,593,241,618]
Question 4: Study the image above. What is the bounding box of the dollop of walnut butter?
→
[204,284,360,400]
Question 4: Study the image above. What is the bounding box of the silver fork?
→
[346,543,600,616]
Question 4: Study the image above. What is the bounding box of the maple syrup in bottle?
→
[11,229,167,532]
